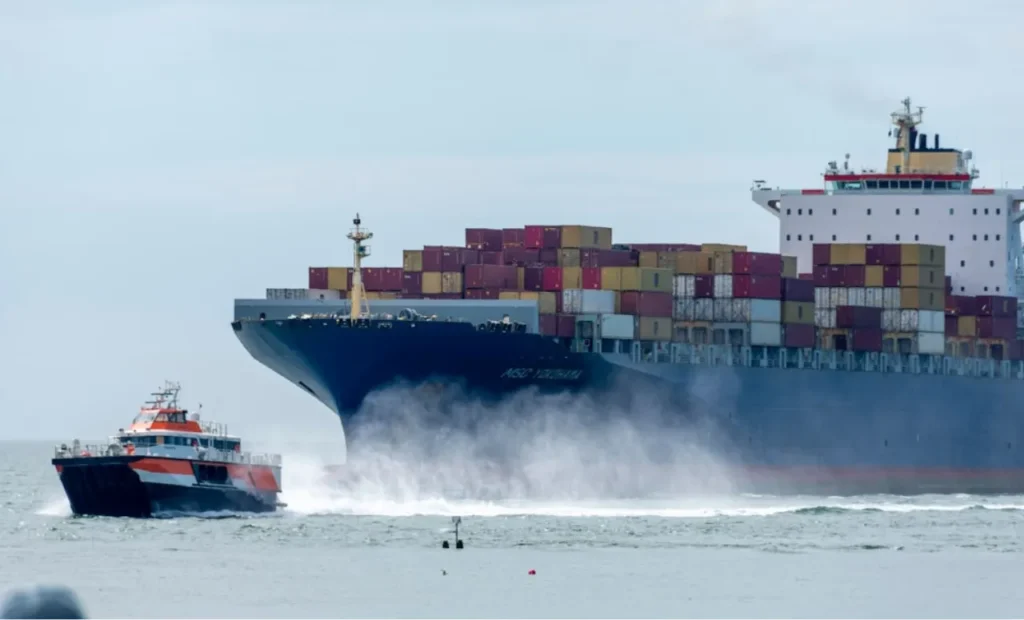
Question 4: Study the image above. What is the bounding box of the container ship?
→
[231,98,1024,495]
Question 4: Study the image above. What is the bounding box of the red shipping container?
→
[502,228,525,248]
[883,265,901,287]
[582,267,602,290]
[441,247,468,271]
[850,328,883,352]
[538,248,559,265]
[865,244,885,266]
[401,272,422,296]
[978,316,1016,340]
[836,305,882,329]
[976,295,1017,318]
[525,225,562,249]
[619,291,673,317]
[523,267,545,291]
[464,288,500,300]
[309,267,328,289]
[694,274,714,298]
[362,267,403,291]
[480,251,503,265]
[826,266,844,287]
[733,275,782,299]
[881,244,902,265]
[542,267,563,291]
[844,265,866,287]
[812,243,831,266]
[946,295,976,316]
[798,273,813,281]
[464,264,512,289]
[811,266,829,286]
[944,314,958,337]
[502,247,540,266]
[465,228,503,252]
[784,323,815,348]
[422,248,443,272]
[555,314,576,338]
[732,251,783,275]
[539,314,558,336]
[781,277,814,302]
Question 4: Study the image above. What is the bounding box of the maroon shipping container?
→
[781,277,814,302]
[944,314,958,337]
[502,247,541,266]
[542,266,563,291]
[978,316,1016,340]
[309,267,328,289]
[836,305,883,329]
[619,291,673,317]
[539,314,558,336]
[844,265,866,287]
[850,328,883,352]
[946,295,976,316]
[812,243,831,266]
[580,248,636,268]
[826,265,844,287]
[883,265,901,287]
[464,264,518,289]
[422,247,443,272]
[441,247,479,271]
[464,288,501,300]
[401,272,422,296]
[976,295,1018,318]
[502,228,525,248]
[538,248,559,265]
[362,267,404,291]
[524,225,562,249]
[812,266,829,286]
[582,267,602,290]
[732,251,783,276]
[881,244,902,266]
[555,314,576,338]
[798,273,814,281]
[865,244,885,266]
[465,228,503,252]
[522,267,545,291]
[628,243,700,252]
[732,275,781,299]
[784,323,815,348]
[422,293,462,300]
[479,251,503,265]
[694,274,714,298]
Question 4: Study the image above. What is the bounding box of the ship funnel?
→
[935,134,940,149]
[918,133,927,151]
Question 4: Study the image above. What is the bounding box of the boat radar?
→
[346,213,373,320]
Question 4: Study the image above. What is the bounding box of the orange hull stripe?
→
[227,464,280,492]
[130,458,194,476]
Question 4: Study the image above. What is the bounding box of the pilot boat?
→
[51,381,284,518]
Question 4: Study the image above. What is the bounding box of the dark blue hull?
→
[232,315,1024,495]
[53,457,278,518]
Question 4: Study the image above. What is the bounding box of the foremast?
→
[346,214,373,320]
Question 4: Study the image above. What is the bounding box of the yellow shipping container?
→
[562,266,583,289]
[673,251,715,275]
[638,251,659,268]
[946,336,975,358]
[957,315,977,338]
[601,267,623,290]
[560,225,613,250]
[521,291,557,314]
[782,301,814,324]
[422,272,442,295]
[620,267,672,293]
[781,256,798,278]
[498,291,521,300]
[402,250,423,273]
[558,248,581,268]
[701,243,746,253]
[900,287,944,311]
[831,243,866,265]
[899,243,945,267]
[657,252,676,270]
[865,265,884,287]
[441,271,462,294]
[327,267,350,291]
[900,266,944,289]
[713,251,734,274]
[635,316,672,341]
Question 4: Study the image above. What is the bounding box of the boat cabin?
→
[118,407,242,454]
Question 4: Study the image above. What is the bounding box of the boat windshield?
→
[132,411,157,426]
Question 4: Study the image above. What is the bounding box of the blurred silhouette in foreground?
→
[1,585,86,619]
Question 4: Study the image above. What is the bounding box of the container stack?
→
[944,294,1020,360]
[705,250,788,346]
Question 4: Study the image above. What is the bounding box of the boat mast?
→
[890,96,924,175]
[346,213,373,320]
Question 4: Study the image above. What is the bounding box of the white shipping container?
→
[828,287,848,308]
[714,275,733,299]
[899,309,920,332]
[673,299,695,321]
[882,288,902,309]
[815,309,837,328]
[673,275,696,299]
[882,309,900,331]
[562,289,615,314]
[694,298,714,321]
[919,310,944,333]
[599,314,635,340]
[750,321,783,347]
[713,299,731,321]
[918,332,945,355]
[814,287,829,309]
[865,287,884,308]
[732,299,782,323]
[846,287,866,306]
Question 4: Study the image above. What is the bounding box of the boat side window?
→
[899,180,910,189]
[910,180,922,189]
[866,181,878,189]
[935,181,947,189]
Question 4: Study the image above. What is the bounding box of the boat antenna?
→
[890,96,924,175]
[346,213,373,320]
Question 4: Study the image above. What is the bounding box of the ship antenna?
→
[890,96,924,175]
[346,213,373,320]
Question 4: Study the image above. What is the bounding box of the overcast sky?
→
[2,0,1023,443]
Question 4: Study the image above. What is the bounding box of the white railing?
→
[53,442,282,467]
[198,420,230,436]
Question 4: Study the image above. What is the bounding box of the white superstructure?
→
[751,98,1024,298]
